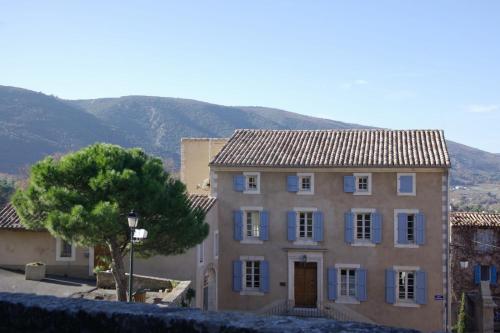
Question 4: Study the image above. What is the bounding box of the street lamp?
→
[459,260,469,269]
[127,210,138,302]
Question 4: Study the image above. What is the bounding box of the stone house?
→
[208,129,451,333]
[450,211,499,328]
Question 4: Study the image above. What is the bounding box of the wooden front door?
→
[294,262,317,308]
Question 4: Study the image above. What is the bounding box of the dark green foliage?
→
[454,292,466,333]
[12,143,208,256]
[0,178,15,207]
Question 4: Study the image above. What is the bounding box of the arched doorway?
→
[203,267,216,311]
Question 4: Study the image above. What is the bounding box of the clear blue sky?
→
[1,1,499,152]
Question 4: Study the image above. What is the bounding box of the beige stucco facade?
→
[212,167,449,333]
[0,230,91,278]
[181,138,227,195]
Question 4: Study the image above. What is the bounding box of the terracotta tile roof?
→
[451,212,500,227]
[188,194,216,214]
[0,203,25,230]
[210,129,450,168]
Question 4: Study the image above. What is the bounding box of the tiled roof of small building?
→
[210,129,450,168]
[188,194,216,214]
[0,203,25,230]
[450,212,500,227]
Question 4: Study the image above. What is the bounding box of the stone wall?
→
[0,293,420,333]
[96,271,173,291]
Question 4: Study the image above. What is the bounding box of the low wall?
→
[96,271,173,291]
[0,293,420,333]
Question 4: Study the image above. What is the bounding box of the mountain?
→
[0,85,499,211]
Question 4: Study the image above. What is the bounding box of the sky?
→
[1,1,499,153]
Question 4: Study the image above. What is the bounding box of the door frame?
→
[287,251,324,307]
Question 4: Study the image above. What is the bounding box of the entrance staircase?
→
[257,299,376,324]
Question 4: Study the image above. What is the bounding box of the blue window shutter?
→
[397,213,408,244]
[327,267,337,300]
[474,264,481,285]
[260,260,270,293]
[385,269,396,304]
[287,175,299,192]
[232,260,242,292]
[416,270,427,304]
[416,213,426,245]
[356,268,367,301]
[259,211,269,241]
[233,175,245,192]
[399,175,413,193]
[371,213,382,244]
[344,212,354,244]
[313,211,324,242]
[287,211,296,241]
[343,176,355,193]
[233,211,243,241]
[490,266,498,286]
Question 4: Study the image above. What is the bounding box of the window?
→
[56,238,75,261]
[340,268,357,298]
[244,172,260,194]
[214,230,219,259]
[297,173,314,194]
[481,265,490,281]
[354,173,372,195]
[474,229,495,253]
[245,211,260,239]
[407,214,415,243]
[245,261,261,290]
[356,213,371,241]
[397,173,416,196]
[398,271,415,302]
[298,212,313,239]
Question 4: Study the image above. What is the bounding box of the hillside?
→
[0,85,499,210]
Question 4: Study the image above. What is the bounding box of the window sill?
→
[243,190,260,195]
[353,191,371,196]
[336,297,360,304]
[240,290,264,296]
[293,240,318,246]
[397,192,416,196]
[394,244,419,249]
[394,301,420,308]
[351,242,376,247]
[56,257,76,262]
[241,239,264,245]
[297,191,314,195]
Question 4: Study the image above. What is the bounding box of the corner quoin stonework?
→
[0,293,421,333]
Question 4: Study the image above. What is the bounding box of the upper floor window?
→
[197,241,204,264]
[287,209,324,244]
[245,211,261,239]
[233,172,260,194]
[474,229,495,253]
[397,173,416,196]
[298,211,314,239]
[286,173,314,195]
[394,210,426,247]
[214,230,219,259]
[344,173,372,195]
[233,208,268,243]
[344,209,382,246]
[473,264,497,286]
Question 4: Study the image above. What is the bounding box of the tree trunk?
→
[108,240,128,302]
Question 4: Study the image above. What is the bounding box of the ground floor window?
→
[245,261,261,290]
[340,268,357,298]
[398,271,415,302]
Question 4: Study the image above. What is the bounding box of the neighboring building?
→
[208,129,451,332]
[0,203,92,278]
[134,193,218,310]
[450,212,499,322]
[181,138,227,194]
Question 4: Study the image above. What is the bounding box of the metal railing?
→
[260,300,368,323]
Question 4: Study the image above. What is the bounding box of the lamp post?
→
[127,210,139,302]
